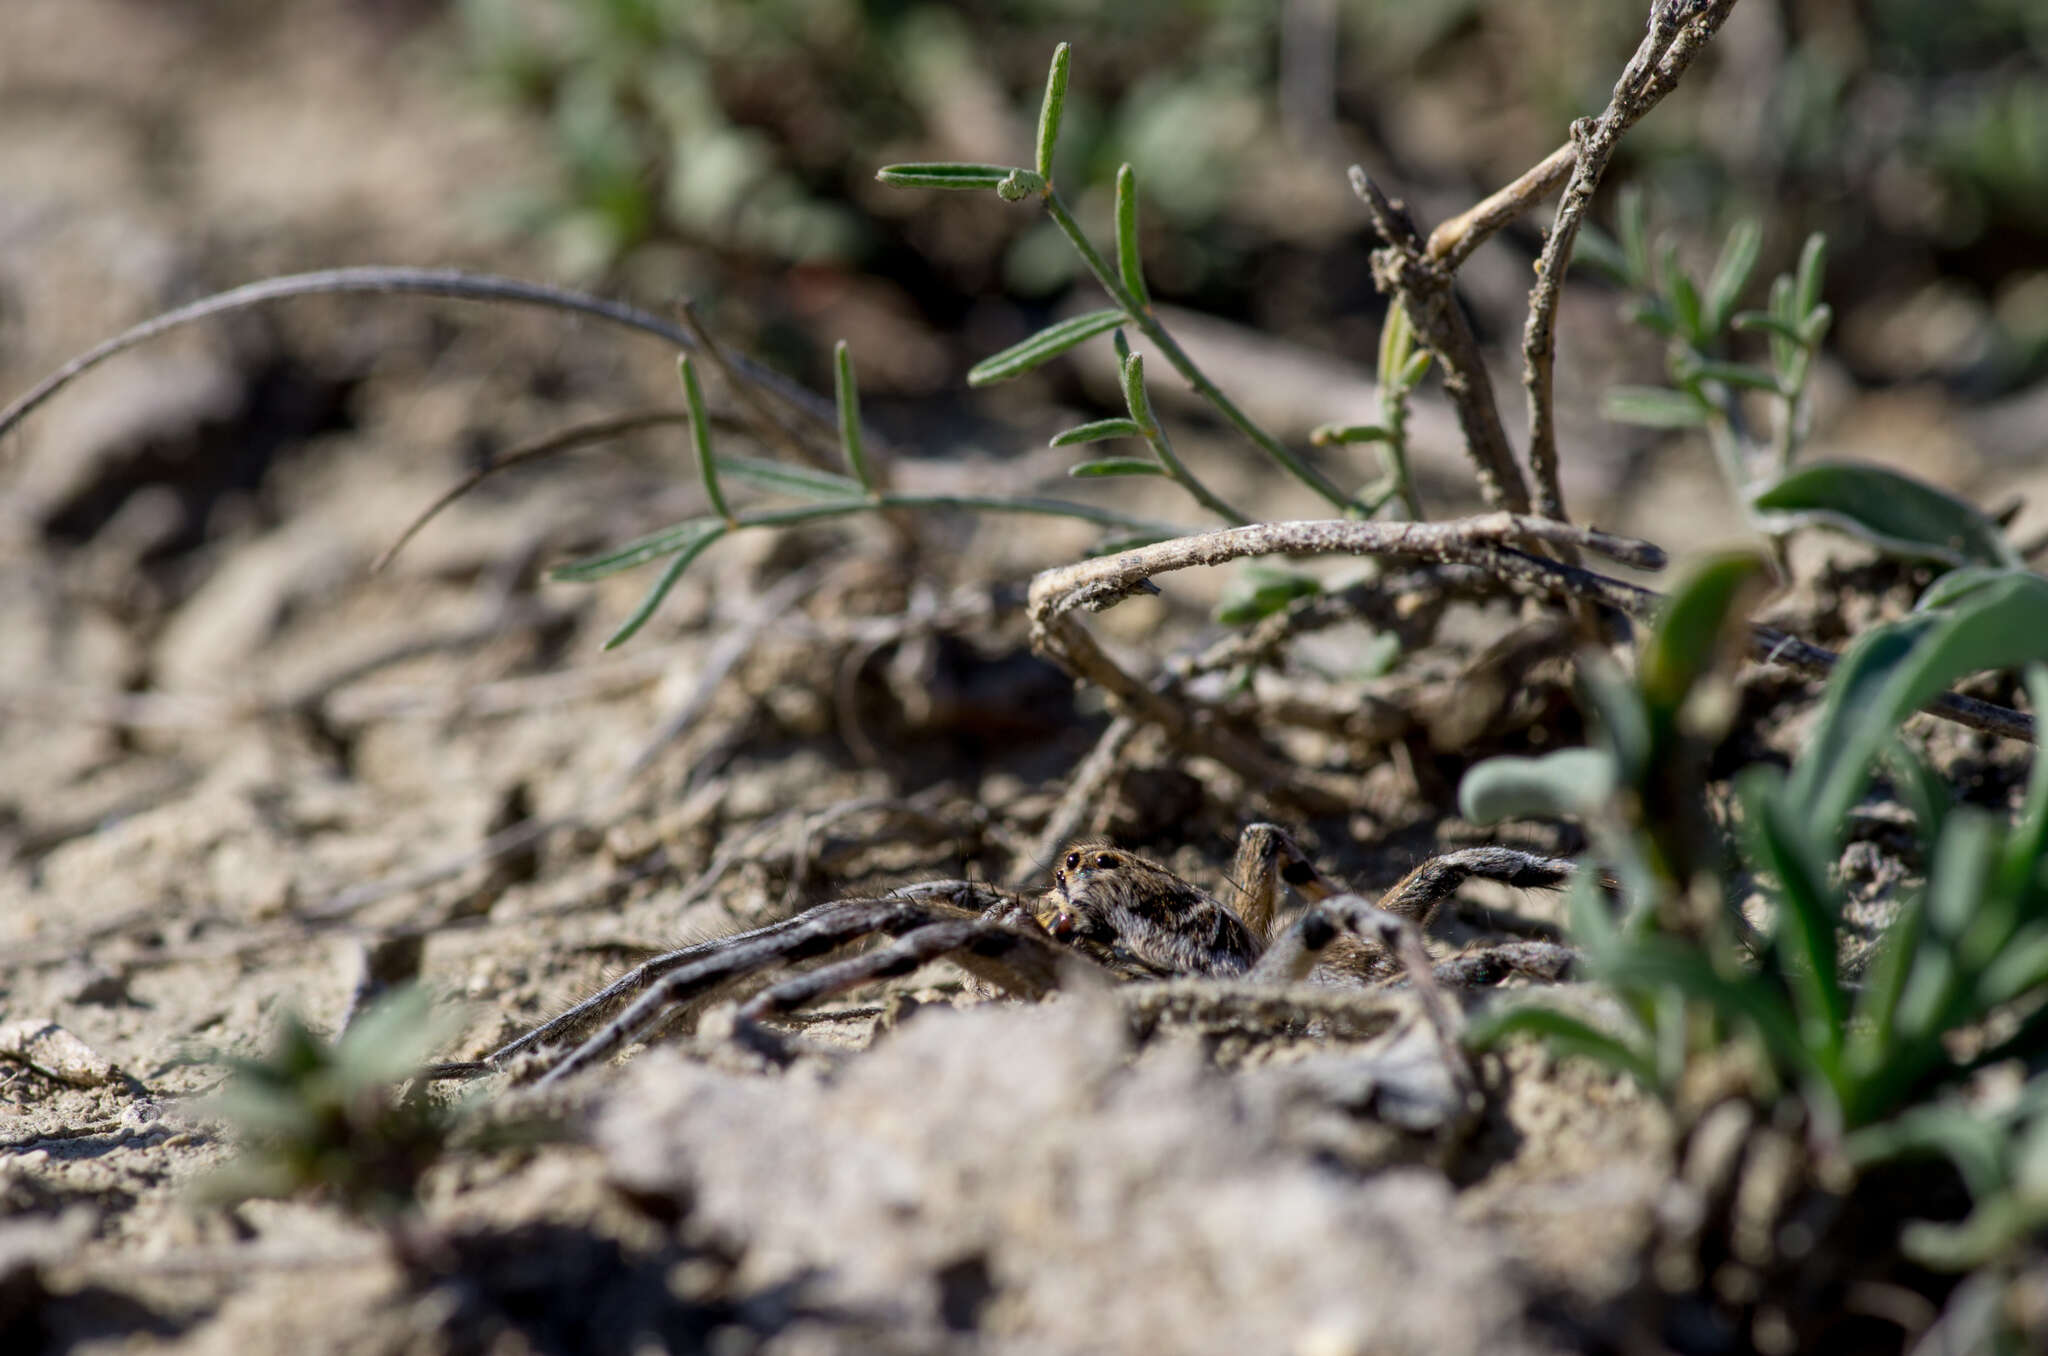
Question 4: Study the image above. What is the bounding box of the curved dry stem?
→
[0,267,832,450]
[1027,514,2033,746]
[1520,1,1741,524]
[373,409,695,573]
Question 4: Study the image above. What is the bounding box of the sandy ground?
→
[3,5,2042,1353]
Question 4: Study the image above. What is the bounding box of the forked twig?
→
[1351,170,1533,515]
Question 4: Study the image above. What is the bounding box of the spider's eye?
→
[1064,852,1080,870]
[1095,853,1119,869]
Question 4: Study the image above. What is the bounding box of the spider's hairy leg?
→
[737,904,1092,1024]
[1373,846,1583,926]
[1227,822,1344,943]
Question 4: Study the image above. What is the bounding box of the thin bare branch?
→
[1351,169,1533,515]
[1426,142,1577,270]
[1521,1,1743,524]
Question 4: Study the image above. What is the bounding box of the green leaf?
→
[1603,384,1709,429]
[1068,458,1165,478]
[1309,423,1391,446]
[1753,463,2017,569]
[714,454,862,501]
[1458,748,1618,824]
[1115,163,1148,307]
[1639,551,1769,717]
[332,988,451,1090]
[1704,219,1762,333]
[551,517,724,581]
[678,355,731,523]
[602,523,729,648]
[1120,349,1156,430]
[1737,767,1846,1065]
[833,341,876,494]
[1998,666,2048,898]
[1660,240,1704,345]
[967,309,1127,386]
[1051,418,1143,447]
[875,163,1018,191]
[1464,1004,1659,1088]
[1035,43,1070,181]
[1377,300,1417,391]
[1689,360,1784,393]
[1705,232,1760,334]
[1731,310,1807,346]
[1570,223,1635,287]
[1600,938,1812,1081]
[1214,565,1321,625]
[1794,232,1829,320]
[1617,186,1650,290]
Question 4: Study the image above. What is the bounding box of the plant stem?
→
[1038,190,1354,512]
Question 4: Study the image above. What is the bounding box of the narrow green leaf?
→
[1639,551,1769,715]
[1617,186,1650,290]
[1690,360,1785,393]
[1600,938,1812,1081]
[679,356,732,523]
[1753,463,2018,570]
[1660,241,1704,344]
[1731,310,1807,345]
[1979,922,2048,1007]
[1035,43,1071,181]
[1999,665,2048,898]
[1458,748,1618,824]
[1068,458,1165,478]
[1051,418,1143,447]
[1737,767,1846,1063]
[1603,384,1709,429]
[551,517,724,582]
[1787,610,1944,832]
[874,163,1017,190]
[1111,328,1132,366]
[1121,349,1155,429]
[1399,350,1433,386]
[1846,889,1922,1089]
[1704,219,1762,333]
[1795,232,1829,319]
[1627,298,1678,340]
[603,523,729,649]
[967,309,1126,386]
[1309,423,1391,446]
[833,341,876,494]
[1464,1004,1660,1088]
[1799,304,1833,348]
[1377,300,1416,391]
[1115,163,1149,307]
[715,454,862,501]
[1766,275,1799,377]
[1570,223,1634,287]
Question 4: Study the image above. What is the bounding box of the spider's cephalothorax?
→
[1044,843,1262,979]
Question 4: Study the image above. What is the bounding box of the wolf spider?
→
[429,825,1581,1089]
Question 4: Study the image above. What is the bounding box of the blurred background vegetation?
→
[455,0,2048,402]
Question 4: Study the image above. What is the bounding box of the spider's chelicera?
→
[430,825,1582,1089]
